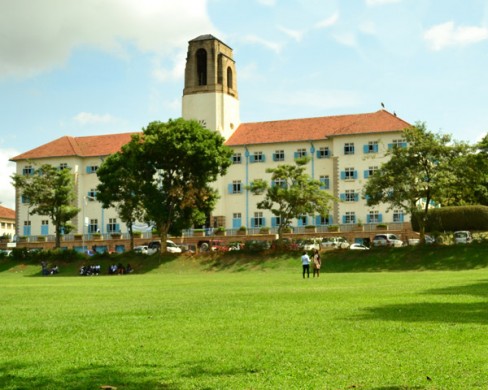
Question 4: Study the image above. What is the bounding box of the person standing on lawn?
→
[301,251,310,278]
[312,249,321,277]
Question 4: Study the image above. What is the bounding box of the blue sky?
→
[1,0,488,209]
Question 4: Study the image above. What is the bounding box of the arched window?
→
[196,49,207,86]
[227,67,233,89]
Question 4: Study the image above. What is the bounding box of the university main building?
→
[11,35,411,239]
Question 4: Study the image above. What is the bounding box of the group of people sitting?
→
[41,261,59,276]
[79,264,101,276]
[108,263,133,275]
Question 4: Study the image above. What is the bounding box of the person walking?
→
[301,251,310,279]
[312,249,321,277]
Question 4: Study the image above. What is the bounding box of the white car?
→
[321,237,350,249]
[349,243,369,250]
[133,245,148,254]
[303,238,321,251]
[372,234,403,247]
[147,240,182,254]
[453,231,472,244]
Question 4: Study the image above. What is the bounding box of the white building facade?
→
[11,35,410,238]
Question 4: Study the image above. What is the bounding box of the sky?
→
[1,0,488,210]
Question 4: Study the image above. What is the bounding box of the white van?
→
[453,231,472,244]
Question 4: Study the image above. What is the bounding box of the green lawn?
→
[1,247,488,389]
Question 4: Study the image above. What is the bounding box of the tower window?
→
[196,49,207,86]
[227,67,233,89]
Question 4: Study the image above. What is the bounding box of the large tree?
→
[96,148,145,250]
[12,164,79,248]
[249,158,335,241]
[129,118,232,252]
[364,123,468,242]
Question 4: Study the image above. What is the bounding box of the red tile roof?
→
[0,205,15,220]
[226,110,411,146]
[10,132,136,161]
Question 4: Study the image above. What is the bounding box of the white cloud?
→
[424,21,488,51]
[0,147,19,210]
[152,50,186,82]
[315,12,340,29]
[277,26,304,42]
[73,112,118,125]
[333,32,358,47]
[242,35,283,53]
[366,0,401,5]
[0,0,216,79]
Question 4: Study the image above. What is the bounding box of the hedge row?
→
[411,205,488,232]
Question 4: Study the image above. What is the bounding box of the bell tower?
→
[182,35,240,140]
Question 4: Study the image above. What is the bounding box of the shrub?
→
[412,205,488,232]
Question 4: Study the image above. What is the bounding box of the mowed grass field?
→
[1,245,488,389]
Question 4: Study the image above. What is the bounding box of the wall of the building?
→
[218,132,408,229]
[0,218,15,238]
[15,156,125,238]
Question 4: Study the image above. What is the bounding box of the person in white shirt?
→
[301,252,310,279]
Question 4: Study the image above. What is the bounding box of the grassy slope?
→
[1,244,488,389]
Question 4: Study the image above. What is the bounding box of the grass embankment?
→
[1,244,488,389]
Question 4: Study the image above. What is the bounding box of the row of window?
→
[229,211,404,228]
[230,140,407,164]
[21,218,121,236]
[1,222,15,229]
[21,164,100,176]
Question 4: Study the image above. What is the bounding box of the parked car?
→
[147,240,182,254]
[133,245,149,254]
[453,231,472,244]
[407,235,435,245]
[372,234,403,247]
[349,243,369,250]
[321,237,349,249]
[303,238,321,251]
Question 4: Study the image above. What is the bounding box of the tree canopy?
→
[249,158,335,240]
[96,148,145,250]
[12,164,79,248]
[116,118,232,251]
[364,123,469,242]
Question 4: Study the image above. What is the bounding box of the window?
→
[23,220,31,236]
[297,215,307,226]
[364,141,379,154]
[228,180,242,194]
[343,212,356,224]
[294,148,307,159]
[87,190,97,200]
[252,212,264,228]
[388,139,407,149]
[41,220,49,235]
[393,210,404,222]
[317,147,330,158]
[86,165,98,173]
[22,165,34,176]
[107,218,119,233]
[196,48,207,86]
[341,168,357,180]
[232,213,242,229]
[273,150,285,161]
[272,178,286,188]
[319,175,330,189]
[316,215,332,225]
[344,143,355,155]
[21,195,30,204]
[232,153,242,164]
[59,163,68,170]
[271,216,281,227]
[251,152,265,163]
[88,219,98,233]
[364,166,378,178]
[342,190,358,202]
[367,211,381,223]
[227,67,233,89]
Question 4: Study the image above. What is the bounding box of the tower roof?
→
[226,110,410,146]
